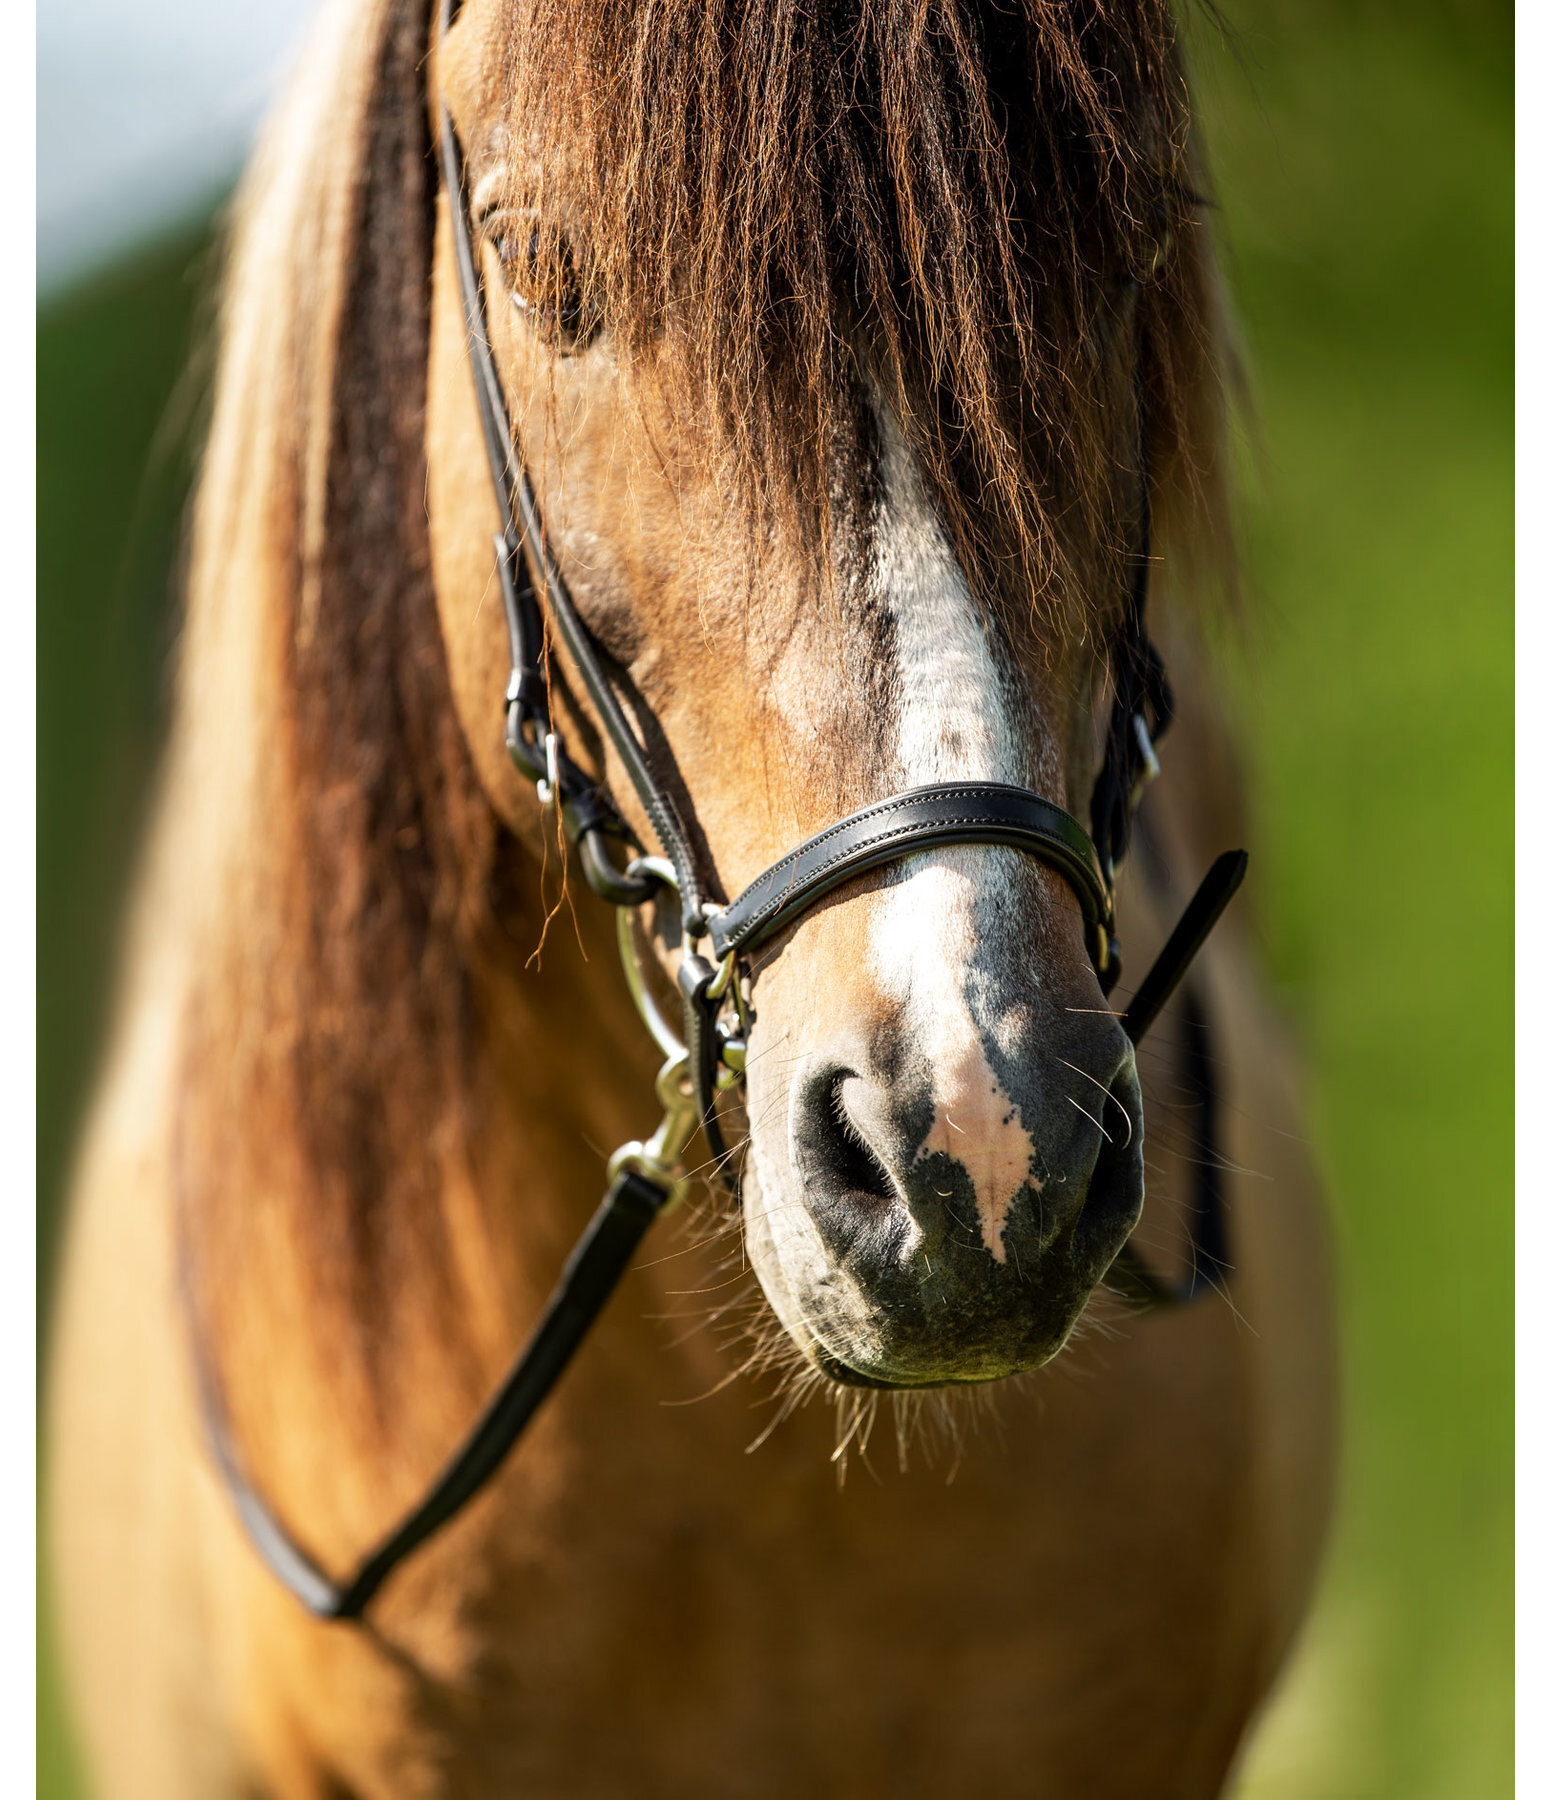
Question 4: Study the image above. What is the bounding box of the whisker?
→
[1059,1057,1133,1149]
[1065,1094,1111,1144]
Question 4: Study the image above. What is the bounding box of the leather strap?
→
[708,783,1113,964]
[1103,849,1245,1310]
[678,950,734,1175]
[1088,315,1173,891]
[198,1169,672,1619]
[437,75,707,924]
[1105,988,1230,1309]
[1120,850,1246,1048]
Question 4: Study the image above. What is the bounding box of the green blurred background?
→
[37,1,1511,1792]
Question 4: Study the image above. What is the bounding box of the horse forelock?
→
[479,0,1237,637]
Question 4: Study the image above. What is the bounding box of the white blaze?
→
[868,412,1039,1262]
[873,412,1014,787]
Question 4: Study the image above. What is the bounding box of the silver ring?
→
[615,858,687,1062]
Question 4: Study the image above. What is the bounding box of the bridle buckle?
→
[1129,712,1162,809]
[535,731,561,808]
[605,1051,701,1210]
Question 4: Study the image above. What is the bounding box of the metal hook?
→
[535,732,561,808]
[606,1051,702,1209]
[1129,712,1162,808]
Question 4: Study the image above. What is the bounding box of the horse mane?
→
[165,0,1235,1411]
[171,0,502,1417]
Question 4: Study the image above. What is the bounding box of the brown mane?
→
[173,0,501,1419]
[170,0,1235,1408]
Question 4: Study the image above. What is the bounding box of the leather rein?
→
[195,0,1248,1622]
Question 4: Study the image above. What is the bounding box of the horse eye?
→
[488,220,598,349]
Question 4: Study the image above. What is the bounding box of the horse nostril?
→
[796,1070,898,1207]
[829,1074,899,1204]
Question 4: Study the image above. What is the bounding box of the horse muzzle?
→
[741,936,1146,1388]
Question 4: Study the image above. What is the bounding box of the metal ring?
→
[615,858,688,1062]
[614,859,748,1088]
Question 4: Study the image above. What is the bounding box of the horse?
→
[46,0,1337,1792]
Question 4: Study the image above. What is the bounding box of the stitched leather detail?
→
[708,782,1112,958]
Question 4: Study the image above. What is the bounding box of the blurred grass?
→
[37,222,214,1300]
[1195,6,1512,1794]
[36,4,1508,1794]
[37,220,214,1800]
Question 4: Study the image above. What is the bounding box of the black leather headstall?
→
[191,0,1248,1624]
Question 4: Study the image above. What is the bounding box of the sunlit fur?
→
[166,0,1240,1411]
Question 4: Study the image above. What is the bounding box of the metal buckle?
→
[704,946,735,1001]
[1129,713,1161,809]
[606,1051,701,1210]
[535,732,561,808]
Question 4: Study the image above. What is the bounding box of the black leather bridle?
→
[197,0,1248,1622]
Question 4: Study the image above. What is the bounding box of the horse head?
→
[427,0,1226,1388]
